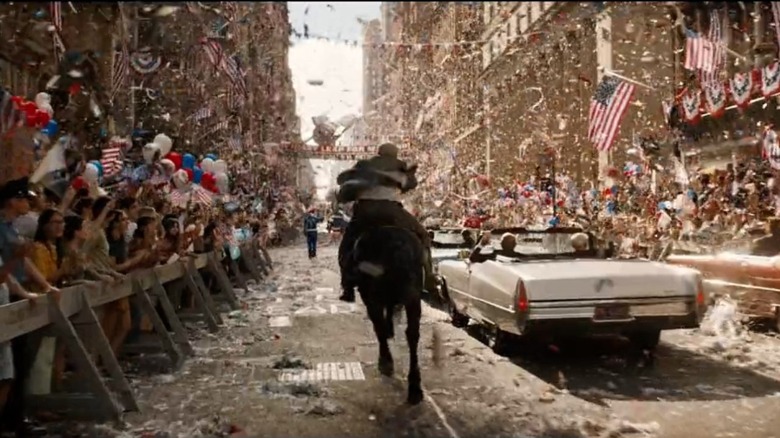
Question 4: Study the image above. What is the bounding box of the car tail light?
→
[695,277,707,317]
[516,280,529,314]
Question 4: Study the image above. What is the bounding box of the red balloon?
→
[20,102,37,113]
[71,176,87,190]
[35,110,50,127]
[165,152,182,170]
[184,168,194,181]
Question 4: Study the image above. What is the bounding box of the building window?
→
[530,2,541,24]
[518,3,529,34]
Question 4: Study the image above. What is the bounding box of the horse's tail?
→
[354,226,424,303]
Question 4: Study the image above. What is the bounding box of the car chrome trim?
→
[529,295,694,305]
[447,286,516,314]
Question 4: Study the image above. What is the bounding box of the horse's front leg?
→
[405,299,423,405]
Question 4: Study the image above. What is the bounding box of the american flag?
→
[588,76,635,152]
[110,40,129,103]
[100,144,124,177]
[211,120,229,132]
[227,136,242,150]
[170,187,213,208]
[684,26,718,73]
[227,85,245,110]
[50,2,65,63]
[200,38,224,68]
[223,56,248,97]
[700,9,725,85]
[192,106,213,121]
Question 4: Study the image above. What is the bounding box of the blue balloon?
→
[41,120,58,137]
[182,153,196,170]
[193,167,204,184]
[205,153,218,161]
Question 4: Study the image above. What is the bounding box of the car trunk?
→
[510,259,694,301]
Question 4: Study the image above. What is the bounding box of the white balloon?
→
[153,134,173,156]
[215,172,229,194]
[142,143,160,164]
[159,158,175,175]
[83,163,100,184]
[35,92,51,109]
[172,169,190,189]
[201,157,215,173]
[213,159,228,174]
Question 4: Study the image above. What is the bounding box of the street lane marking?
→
[391,376,460,438]
[278,362,366,382]
[268,316,292,328]
[422,384,460,438]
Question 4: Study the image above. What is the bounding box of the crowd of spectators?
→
[0,175,289,435]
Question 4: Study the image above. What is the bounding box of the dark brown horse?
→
[352,226,425,405]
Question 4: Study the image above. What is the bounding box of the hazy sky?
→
[287,2,381,199]
[288,2,381,141]
[288,2,381,44]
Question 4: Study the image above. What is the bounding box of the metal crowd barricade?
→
[0,244,272,422]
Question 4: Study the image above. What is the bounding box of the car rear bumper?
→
[517,313,699,338]
[503,298,702,337]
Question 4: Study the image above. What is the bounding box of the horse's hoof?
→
[407,387,424,405]
[339,293,355,303]
[378,359,394,377]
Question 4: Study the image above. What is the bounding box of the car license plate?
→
[593,304,631,321]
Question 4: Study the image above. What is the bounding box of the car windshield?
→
[431,229,476,249]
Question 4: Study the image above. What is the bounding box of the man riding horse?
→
[336,143,436,302]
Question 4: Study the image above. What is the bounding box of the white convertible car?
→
[437,227,707,353]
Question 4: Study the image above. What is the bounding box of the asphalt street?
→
[55,244,780,438]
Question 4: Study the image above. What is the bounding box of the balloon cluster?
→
[139,133,231,197]
[10,93,58,133]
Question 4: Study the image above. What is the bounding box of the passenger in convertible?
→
[469,232,524,263]
[336,143,436,302]
[570,232,592,256]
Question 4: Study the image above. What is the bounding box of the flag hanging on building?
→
[684,25,717,73]
[192,106,213,121]
[200,38,224,68]
[227,86,245,111]
[227,135,242,150]
[588,75,635,152]
[223,55,248,97]
[100,143,124,177]
[700,9,725,85]
[110,40,129,103]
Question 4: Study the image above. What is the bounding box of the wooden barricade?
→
[0,244,274,423]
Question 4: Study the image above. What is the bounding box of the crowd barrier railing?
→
[0,240,273,422]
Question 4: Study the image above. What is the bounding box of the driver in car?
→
[469,232,524,263]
